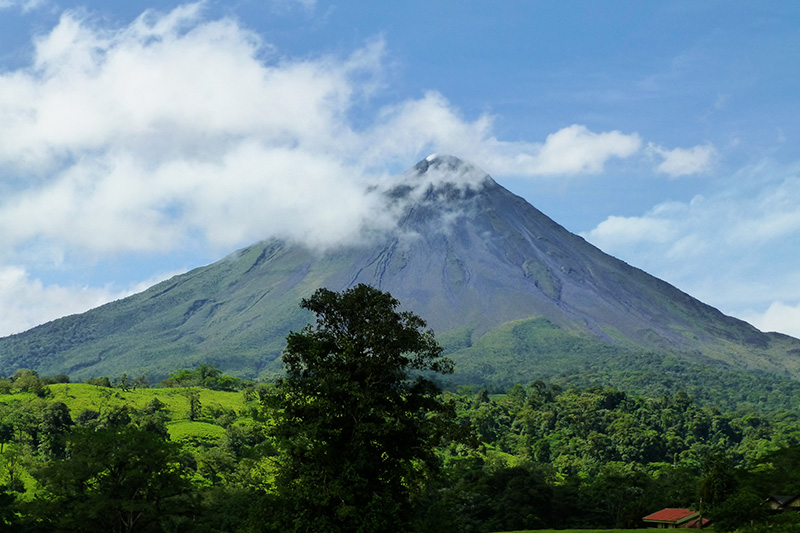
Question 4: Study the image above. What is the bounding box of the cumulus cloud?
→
[363,91,495,169]
[0,4,371,173]
[583,214,677,249]
[0,5,646,257]
[506,125,642,175]
[0,4,385,254]
[647,142,716,176]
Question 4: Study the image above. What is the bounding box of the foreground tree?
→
[267,284,456,532]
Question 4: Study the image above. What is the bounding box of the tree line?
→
[1,285,800,531]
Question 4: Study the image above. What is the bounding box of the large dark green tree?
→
[267,284,455,532]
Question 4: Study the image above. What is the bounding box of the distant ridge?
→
[1,155,799,392]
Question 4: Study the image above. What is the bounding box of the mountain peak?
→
[411,154,491,185]
[386,155,493,206]
[4,156,799,393]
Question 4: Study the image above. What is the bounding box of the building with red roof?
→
[642,508,710,528]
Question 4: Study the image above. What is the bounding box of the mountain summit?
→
[1,156,799,387]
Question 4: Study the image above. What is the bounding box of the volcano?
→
[2,155,799,389]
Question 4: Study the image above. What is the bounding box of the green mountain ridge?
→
[1,155,799,399]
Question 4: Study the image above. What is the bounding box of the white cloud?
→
[583,198,703,259]
[584,215,676,248]
[744,301,800,338]
[511,124,642,175]
[366,102,642,177]
[0,266,115,336]
[647,142,716,176]
[0,6,647,260]
[0,4,369,172]
[0,265,184,336]
[0,5,386,254]
[274,0,317,11]
[586,167,800,266]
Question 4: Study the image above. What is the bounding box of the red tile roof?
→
[643,508,699,523]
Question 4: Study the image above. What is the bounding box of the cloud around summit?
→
[0,4,686,262]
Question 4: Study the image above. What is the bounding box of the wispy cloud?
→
[0,0,45,12]
[274,0,317,11]
[0,264,185,336]
[583,160,800,327]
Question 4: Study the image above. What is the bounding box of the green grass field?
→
[0,383,260,499]
[0,383,255,453]
[46,383,247,422]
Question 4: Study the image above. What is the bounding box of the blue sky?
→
[0,0,799,338]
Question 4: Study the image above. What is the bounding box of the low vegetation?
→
[1,287,800,531]
[3,368,800,531]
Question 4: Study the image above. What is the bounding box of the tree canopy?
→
[5,292,800,531]
[267,284,456,532]
[28,425,193,532]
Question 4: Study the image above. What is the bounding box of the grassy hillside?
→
[444,317,630,384]
[0,242,317,381]
[442,317,800,411]
[47,383,245,417]
[43,383,250,447]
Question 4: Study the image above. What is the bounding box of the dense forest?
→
[2,286,800,532]
[2,369,800,531]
